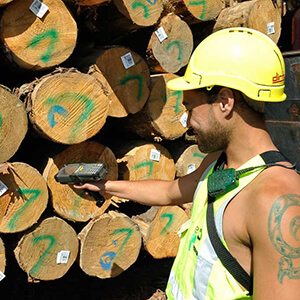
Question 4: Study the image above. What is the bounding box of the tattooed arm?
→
[247,173,300,300]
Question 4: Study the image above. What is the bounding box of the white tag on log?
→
[180,112,188,128]
[0,271,5,281]
[29,0,49,18]
[56,250,70,264]
[267,22,275,35]
[155,27,168,43]
[0,180,8,197]
[121,52,135,69]
[187,164,196,174]
[150,149,161,162]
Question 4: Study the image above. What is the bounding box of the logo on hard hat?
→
[272,73,285,84]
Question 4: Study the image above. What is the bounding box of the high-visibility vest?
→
[166,154,268,300]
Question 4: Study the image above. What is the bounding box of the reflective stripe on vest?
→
[166,154,268,300]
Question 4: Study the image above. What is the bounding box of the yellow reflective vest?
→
[166,154,268,300]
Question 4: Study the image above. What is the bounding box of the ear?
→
[218,88,235,117]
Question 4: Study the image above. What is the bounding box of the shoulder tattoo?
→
[268,194,300,284]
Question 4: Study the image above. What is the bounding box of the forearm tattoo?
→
[268,194,300,284]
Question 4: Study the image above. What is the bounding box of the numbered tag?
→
[155,27,168,43]
[29,0,49,18]
[267,22,275,35]
[56,250,70,264]
[150,149,161,162]
[180,112,188,128]
[187,164,196,174]
[121,52,135,69]
[0,271,5,281]
[0,181,8,197]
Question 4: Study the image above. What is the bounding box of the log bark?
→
[14,217,79,282]
[43,141,118,222]
[163,0,226,23]
[0,84,27,163]
[146,13,193,73]
[78,211,142,278]
[116,141,176,181]
[213,0,282,43]
[87,46,150,117]
[133,205,189,258]
[125,73,188,141]
[167,141,206,177]
[0,162,48,233]
[0,237,5,276]
[114,0,164,26]
[0,0,77,70]
[19,68,109,144]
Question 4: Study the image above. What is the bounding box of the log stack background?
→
[0,0,297,298]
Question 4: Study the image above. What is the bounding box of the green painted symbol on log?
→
[131,1,149,19]
[8,188,41,231]
[131,161,154,179]
[193,153,205,159]
[166,41,183,61]
[119,75,143,101]
[30,235,56,276]
[188,0,206,19]
[160,213,173,235]
[28,29,59,63]
[0,113,2,131]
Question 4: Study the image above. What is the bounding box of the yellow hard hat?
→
[167,27,286,102]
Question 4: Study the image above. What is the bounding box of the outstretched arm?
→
[74,151,220,206]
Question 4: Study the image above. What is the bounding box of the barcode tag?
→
[150,149,161,162]
[0,271,5,281]
[187,164,196,174]
[29,0,49,18]
[267,22,275,35]
[155,27,168,43]
[180,112,188,128]
[0,181,8,197]
[56,250,70,264]
[121,52,135,69]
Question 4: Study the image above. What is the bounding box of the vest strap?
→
[206,150,289,295]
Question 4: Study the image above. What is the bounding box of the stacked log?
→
[0,237,5,279]
[78,211,142,278]
[14,217,79,282]
[44,141,118,222]
[19,68,109,144]
[125,73,188,141]
[0,162,48,233]
[0,85,27,163]
[0,0,77,70]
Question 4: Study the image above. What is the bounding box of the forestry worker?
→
[75,27,300,300]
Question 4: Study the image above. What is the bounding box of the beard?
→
[196,108,231,154]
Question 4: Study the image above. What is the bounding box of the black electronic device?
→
[55,163,108,207]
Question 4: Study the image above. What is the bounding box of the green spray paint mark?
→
[111,228,133,256]
[193,153,205,159]
[131,1,149,18]
[0,113,2,130]
[160,213,173,235]
[171,91,183,113]
[119,75,143,101]
[30,235,56,276]
[166,41,183,61]
[189,0,206,19]
[8,189,41,231]
[28,29,59,63]
[46,93,94,142]
[131,161,154,179]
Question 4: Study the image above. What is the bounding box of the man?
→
[75,28,300,299]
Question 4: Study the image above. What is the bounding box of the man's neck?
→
[224,120,278,170]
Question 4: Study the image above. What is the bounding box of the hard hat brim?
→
[167,76,200,91]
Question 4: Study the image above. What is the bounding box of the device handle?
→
[88,191,106,207]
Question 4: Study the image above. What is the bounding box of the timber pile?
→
[0,0,284,294]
